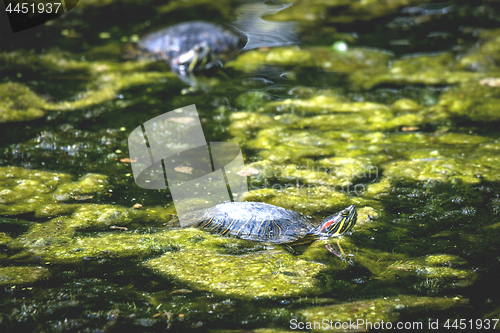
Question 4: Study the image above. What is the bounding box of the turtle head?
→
[171,42,213,74]
[315,205,357,236]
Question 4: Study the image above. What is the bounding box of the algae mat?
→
[1,0,500,331]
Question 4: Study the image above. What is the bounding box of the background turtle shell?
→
[192,202,314,244]
[137,21,247,65]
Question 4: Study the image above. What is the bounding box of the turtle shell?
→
[137,21,246,68]
[190,202,314,244]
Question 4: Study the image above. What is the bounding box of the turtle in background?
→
[125,2,299,91]
[133,21,247,77]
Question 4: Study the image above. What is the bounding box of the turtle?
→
[184,202,357,254]
[132,21,247,76]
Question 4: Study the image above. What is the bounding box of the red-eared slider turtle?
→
[134,21,247,75]
[186,202,357,253]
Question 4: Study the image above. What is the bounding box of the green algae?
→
[67,204,172,230]
[1,0,500,330]
[146,247,327,297]
[0,232,14,247]
[391,98,423,112]
[350,51,498,90]
[0,166,108,215]
[0,166,73,213]
[0,266,50,285]
[155,0,236,19]
[299,295,468,332]
[228,41,497,92]
[364,177,393,200]
[242,158,381,200]
[52,174,108,201]
[458,28,500,71]
[11,203,174,252]
[362,56,470,89]
[424,254,466,266]
[0,51,177,122]
[377,255,477,294]
[34,203,80,219]
[230,86,500,200]
[344,246,477,295]
[0,82,47,123]
[235,91,274,112]
[436,81,500,121]
[228,47,312,73]
[229,112,277,139]
[231,101,442,142]
[267,0,432,24]
[8,224,354,298]
[228,46,392,77]
[11,230,178,263]
[16,216,77,248]
[264,94,391,114]
[380,256,475,283]
[382,158,488,184]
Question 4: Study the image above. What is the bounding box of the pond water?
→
[1,0,500,331]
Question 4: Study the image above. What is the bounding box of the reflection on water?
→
[234,1,299,50]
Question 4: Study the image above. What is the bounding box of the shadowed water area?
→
[1,0,500,331]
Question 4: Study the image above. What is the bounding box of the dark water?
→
[1,0,500,332]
